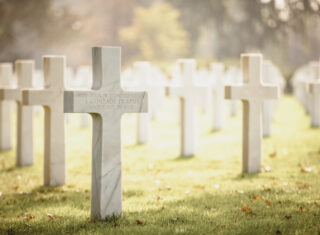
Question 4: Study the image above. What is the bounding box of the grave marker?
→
[64,47,148,219]
[0,63,13,150]
[309,62,320,127]
[210,63,225,131]
[225,54,279,173]
[22,56,66,186]
[0,60,34,165]
[133,61,151,144]
[171,59,203,157]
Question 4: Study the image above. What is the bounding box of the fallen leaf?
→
[136,220,145,226]
[61,196,67,201]
[24,215,35,222]
[299,207,303,212]
[166,186,172,191]
[241,204,252,213]
[193,185,205,190]
[47,214,54,220]
[265,200,272,206]
[298,183,309,190]
[155,195,161,200]
[252,195,263,201]
[301,167,312,173]
[12,186,19,191]
[269,152,277,158]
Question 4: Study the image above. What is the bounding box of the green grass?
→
[1,95,320,234]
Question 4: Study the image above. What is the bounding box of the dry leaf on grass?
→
[47,214,54,220]
[265,200,272,206]
[301,167,312,173]
[136,220,145,226]
[252,195,263,200]
[269,152,277,158]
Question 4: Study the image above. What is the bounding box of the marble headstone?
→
[0,63,13,150]
[0,60,34,165]
[22,56,66,186]
[210,63,225,131]
[225,54,279,173]
[64,47,148,220]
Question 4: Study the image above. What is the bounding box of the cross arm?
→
[225,84,279,100]
[22,89,57,106]
[309,82,320,94]
[0,88,21,101]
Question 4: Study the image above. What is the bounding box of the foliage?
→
[1,96,320,234]
[119,2,190,62]
[170,0,320,74]
[0,0,79,62]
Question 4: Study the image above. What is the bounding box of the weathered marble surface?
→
[225,54,279,173]
[64,47,148,220]
[0,60,34,165]
[22,56,66,186]
[0,63,13,150]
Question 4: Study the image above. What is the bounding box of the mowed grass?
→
[0,95,320,235]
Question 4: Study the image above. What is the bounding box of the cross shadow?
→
[173,154,196,161]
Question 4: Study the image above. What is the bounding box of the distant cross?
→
[171,59,204,157]
[308,62,320,127]
[0,60,34,165]
[210,63,225,131]
[133,61,151,144]
[64,47,148,220]
[225,54,279,173]
[22,56,66,186]
[0,63,13,150]
[309,61,320,127]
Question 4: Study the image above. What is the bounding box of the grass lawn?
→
[0,95,320,234]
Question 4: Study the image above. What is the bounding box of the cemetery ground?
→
[0,95,320,234]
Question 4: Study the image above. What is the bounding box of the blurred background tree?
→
[119,2,189,62]
[0,0,318,79]
[0,0,79,63]
[170,0,320,77]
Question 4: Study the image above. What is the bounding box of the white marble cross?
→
[0,63,13,150]
[133,61,151,144]
[171,59,203,157]
[22,56,66,186]
[308,62,320,127]
[64,47,148,220]
[262,60,278,137]
[210,63,225,131]
[225,54,279,173]
[0,60,34,165]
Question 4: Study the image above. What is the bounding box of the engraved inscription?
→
[78,94,140,107]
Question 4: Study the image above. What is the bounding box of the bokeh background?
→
[0,0,319,82]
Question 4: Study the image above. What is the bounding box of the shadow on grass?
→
[173,154,196,161]
[232,173,261,181]
[1,188,318,234]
